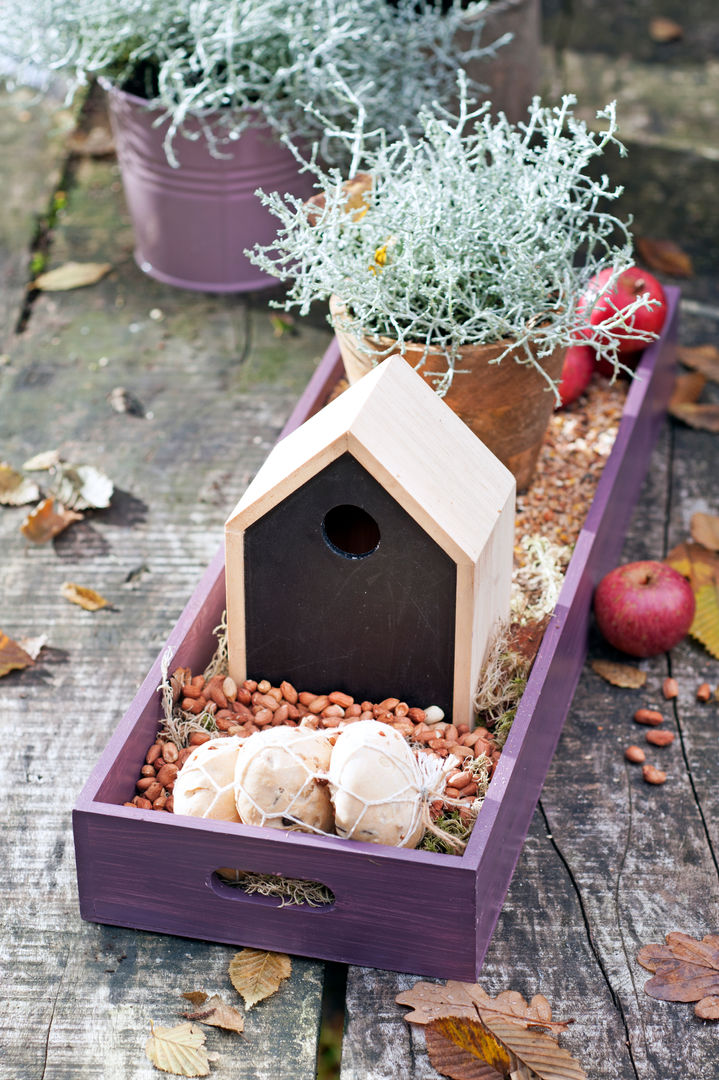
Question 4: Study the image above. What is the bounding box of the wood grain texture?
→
[341,309,719,1079]
[0,94,330,1080]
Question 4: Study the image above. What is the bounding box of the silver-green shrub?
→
[250,85,658,393]
[1,0,505,163]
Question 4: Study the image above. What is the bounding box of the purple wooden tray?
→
[73,290,679,980]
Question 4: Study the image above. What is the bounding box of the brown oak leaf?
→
[677,344,719,383]
[638,931,719,1019]
[396,981,570,1034]
[0,630,35,679]
[228,948,291,1010]
[590,659,647,689]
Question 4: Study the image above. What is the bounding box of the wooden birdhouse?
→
[224,355,515,727]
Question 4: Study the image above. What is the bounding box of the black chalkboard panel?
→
[244,452,456,712]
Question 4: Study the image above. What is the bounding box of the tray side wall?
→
[73,295,678,980]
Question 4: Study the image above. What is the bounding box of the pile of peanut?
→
[125,669,502,822]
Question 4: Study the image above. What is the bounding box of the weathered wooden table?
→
[1,79,718,1080]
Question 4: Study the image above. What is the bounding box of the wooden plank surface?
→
[0,86,331,1080]
[340,314,719,1079]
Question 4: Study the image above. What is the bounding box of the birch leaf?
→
[691,513,719,552]
[649,16,683,42]
[60,582,109,611]
[20,497,83,542]
[33,261,111,291]
[49,463,114,510]
[182,992,209,1008]
[183,994,245,1034]
[590,659,647,689]
[228,948,291,1010]
[0,463,39,505]
[430,1016,513,1077]
[145,1022,211,1077]
[425,1025,504,1080]
[0,630,35,678]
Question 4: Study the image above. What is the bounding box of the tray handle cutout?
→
[210,868,335,910]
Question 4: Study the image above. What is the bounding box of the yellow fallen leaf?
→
[145,1022,210,1077]
[0,630,35,678]
[20,497,83,543]
[0,462,39,506]
[33,261,112,291]
[60,582,109,611]
[690,583,719,659]
[228,948,291,1010]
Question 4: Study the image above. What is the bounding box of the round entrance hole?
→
[322,504,380,558]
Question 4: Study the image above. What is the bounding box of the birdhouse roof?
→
[225,355,515,565]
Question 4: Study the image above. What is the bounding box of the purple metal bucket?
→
[104,84,315,292]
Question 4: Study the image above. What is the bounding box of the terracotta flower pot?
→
[103,83,315,292]
[329,296,564,492]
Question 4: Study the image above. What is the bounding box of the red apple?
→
[593,560,695,658]
[556,344,595,408]
[577,265,668,357]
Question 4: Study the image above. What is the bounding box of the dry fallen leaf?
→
[182,992,209,1008]
[0,630,35,679]
[638,931,719,1019]
[182,993,245,1034]
[228,948,292,1010]
[669,403,719,433]
[590,659,647,689]
[66,124,116,157]
[49,463,114,510]
[396,982,570,1034]
[108,386,148,417]
[649,16,683,42]
[635,237,693,278]
[0,463,40,506]
[677,344,719,383]
[60,582,109,611]
[18,633,47,661]
[430,1013,586,1080]
[33,261,112,291]
[669,371,706,410]
[20,497,83,543]
[691,513,719,552]
[22,449,62,471]
[666,543,719,658]
[145,1022,211,1077]
[425,1025,503,1080]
